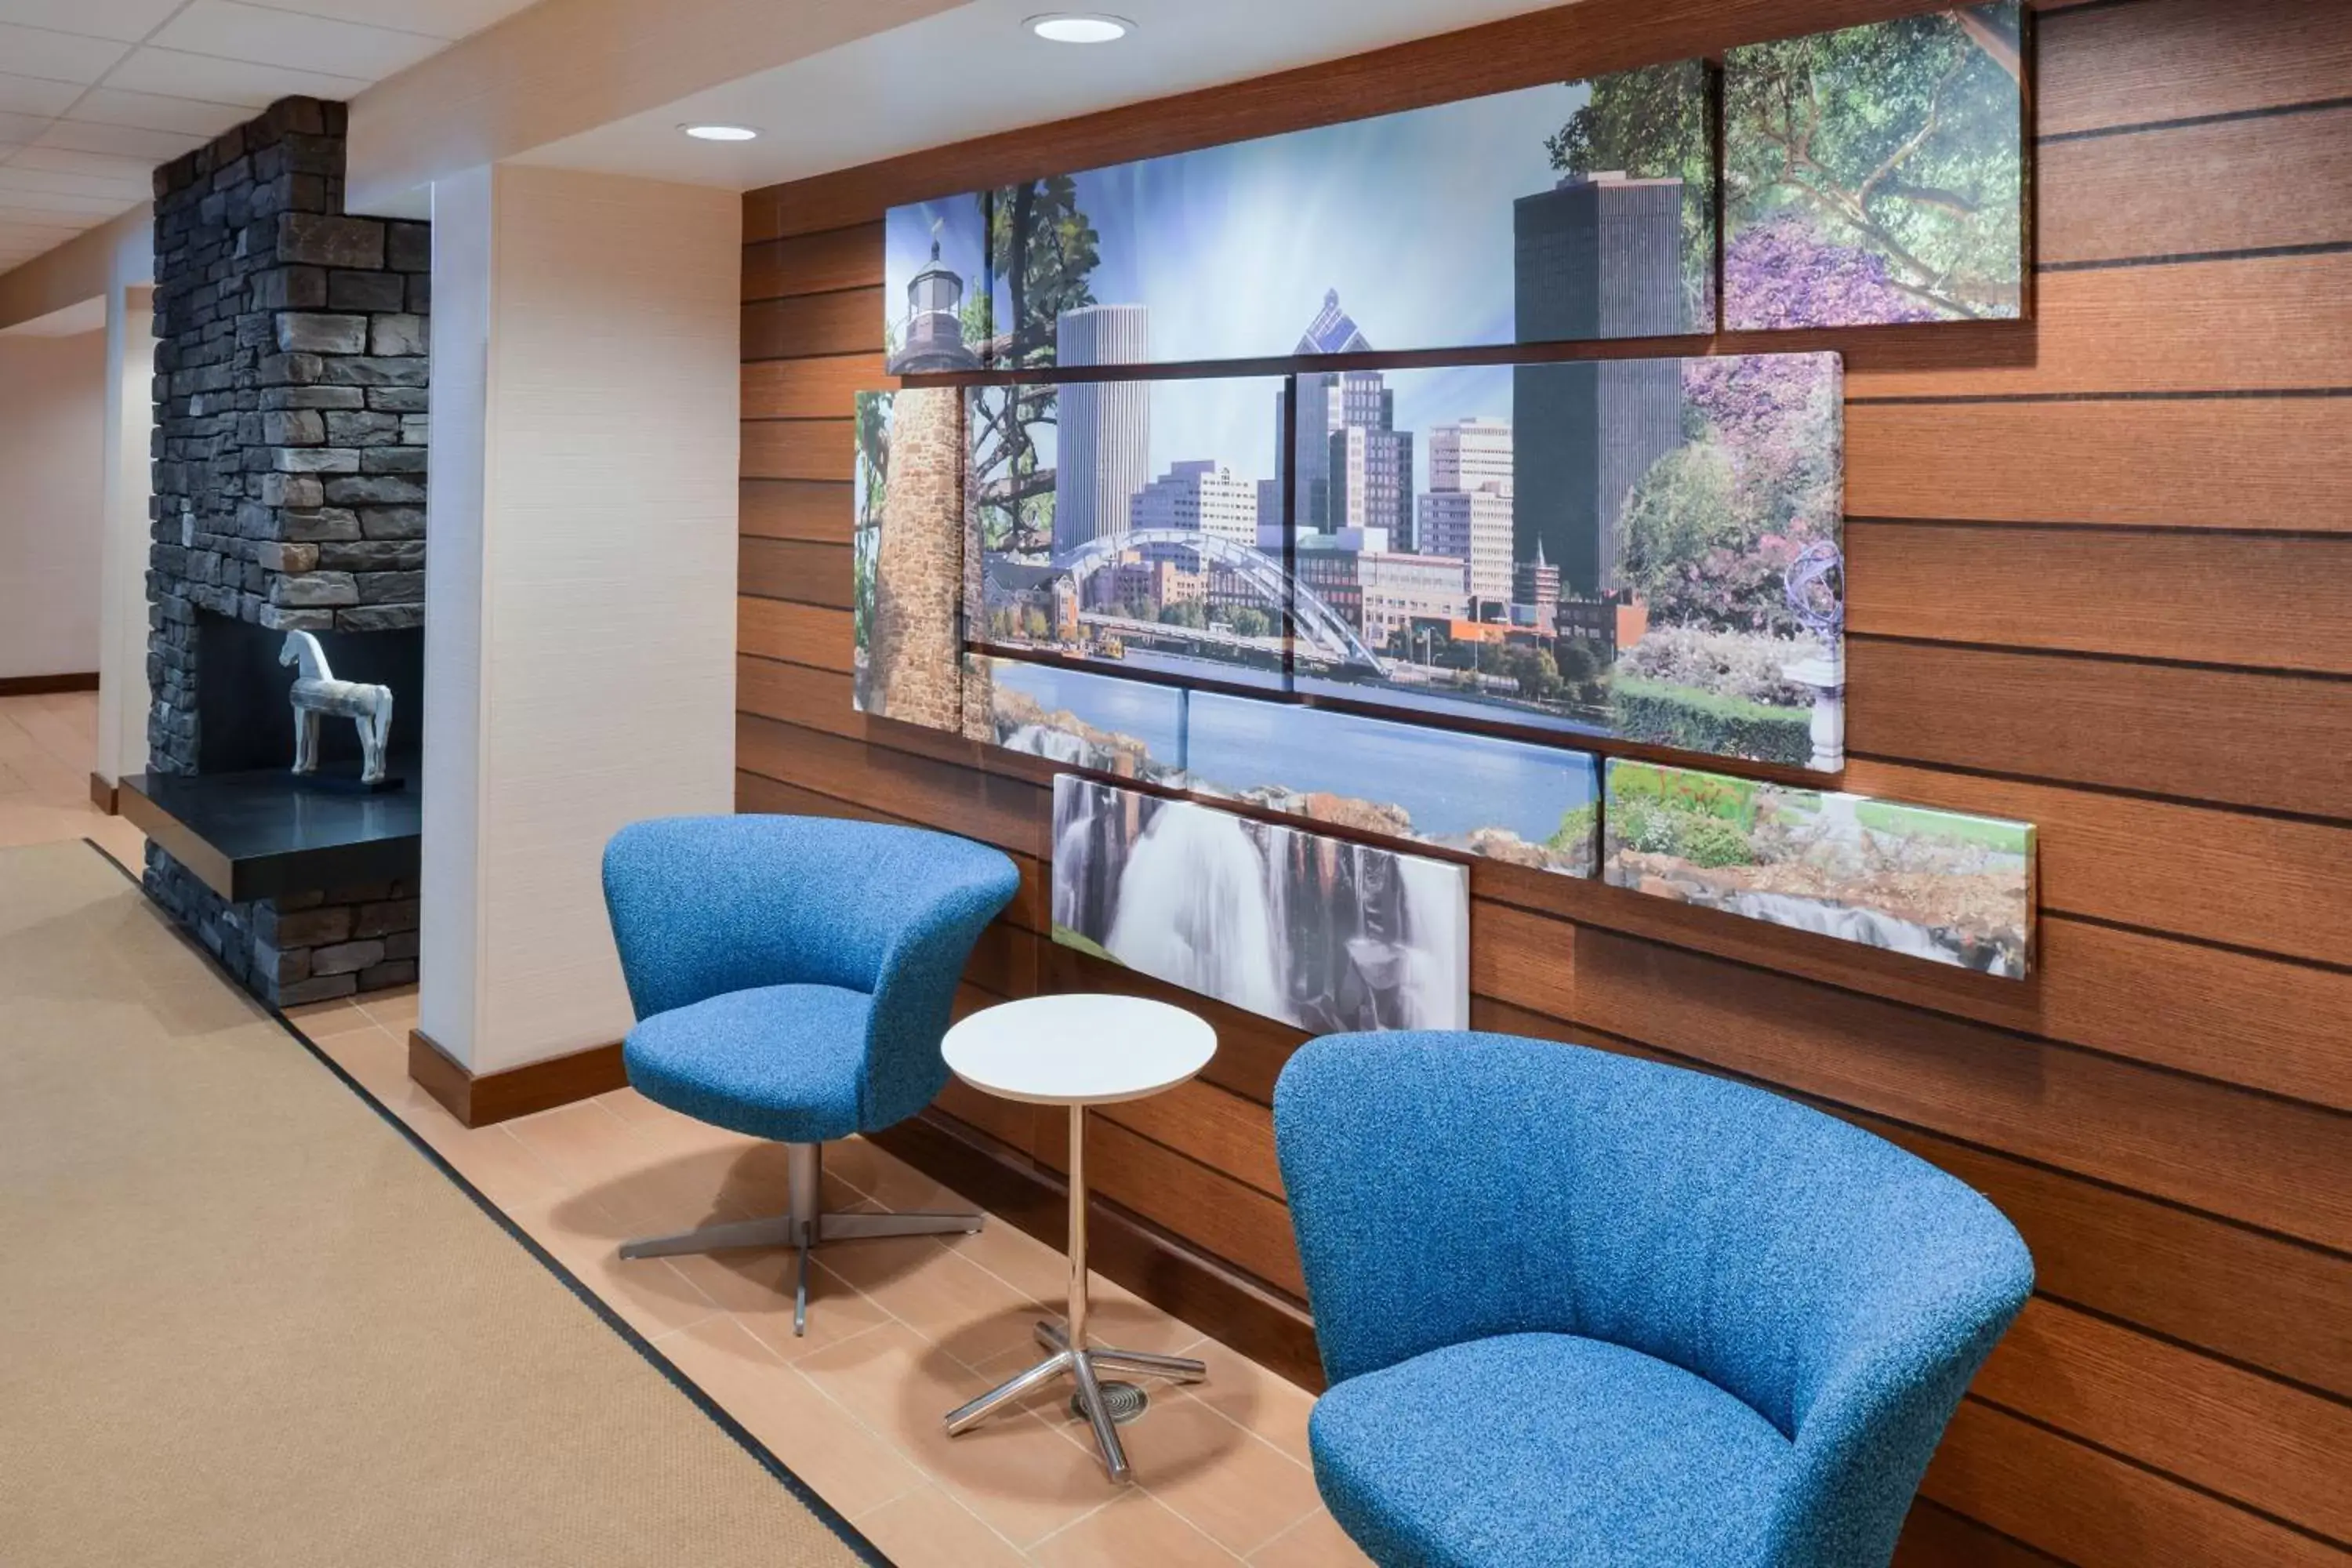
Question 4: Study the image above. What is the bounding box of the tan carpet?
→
[0,840,880,1567]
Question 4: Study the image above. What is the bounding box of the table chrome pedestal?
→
[942,1102,1206,1483]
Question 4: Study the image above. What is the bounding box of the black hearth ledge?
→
[122,759,421,903]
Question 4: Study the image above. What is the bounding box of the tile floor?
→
[1,691,1367,1567]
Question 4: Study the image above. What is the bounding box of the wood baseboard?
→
[89,772,118,815]
[0,670,100,697]
[870,1109,1326,1392]
[408,1029,628,1127]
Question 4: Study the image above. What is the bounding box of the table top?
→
[942,994,1218,1106]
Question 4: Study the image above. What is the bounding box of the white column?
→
[421,165,740,1075]
[95,283,156,787]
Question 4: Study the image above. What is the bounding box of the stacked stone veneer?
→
[143,96,427,1006]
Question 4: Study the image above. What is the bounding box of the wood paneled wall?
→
[735,1,2352,1562]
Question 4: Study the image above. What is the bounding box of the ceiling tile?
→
[0,110,56,143]
[0,183,136,213]
[0,207,90,234]
[66,85,248,134]
[151,1,443,79]
[32,115,203,158]
[5,143,157,180]
[0,71,84,116]
[100,45,372,107]
[0,165,151,200]
[0,1,187,44]
[253,0,538,42]
[0,20,135,82]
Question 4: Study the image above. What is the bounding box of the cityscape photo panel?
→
[967,375,1294,695]
[851,387,967,734]
[883,61,1715,372]
[1275,353,1846,771]
[1052,774,1472,1033]
[1723,3,2029,328]
[1602,759,2037,978]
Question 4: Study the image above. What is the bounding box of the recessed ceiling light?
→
[1027,13,1132,44]
[681,124,759,142]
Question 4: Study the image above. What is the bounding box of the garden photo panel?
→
[1722,2,2029,328]
[1602,759,2037,977]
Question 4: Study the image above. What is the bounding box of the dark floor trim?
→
[88,772,118,815]
[0,670,99,696]
[871,1109,1327,1392]
[77,838,896,1568]
[408,1027,629,1127]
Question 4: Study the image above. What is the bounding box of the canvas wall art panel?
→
[1280,354,1845,771]
[965,655,1187,784]
[1182,691,1599,877]
[1602,760,2036,977]
[968,375,1293,693]
[1723,4,2028,328]
[887,63,1714,370]
[852,387,967,732]
[1052,775,1472,1033]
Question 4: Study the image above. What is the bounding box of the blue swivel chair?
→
[1275,1032,2032,1568]
[601,815,1019,1334]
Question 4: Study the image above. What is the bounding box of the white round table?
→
[939,994,1218,1483]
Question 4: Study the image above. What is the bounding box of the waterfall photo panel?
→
[852,387,967,734]
[968,375,1294,694]
[885,61,1713,372]
[1602,759,2036,978]
[1051,775,1472,1033]
[1280,354,1846,771]
[1723,4,2029,328]
[1181,691,1599,877]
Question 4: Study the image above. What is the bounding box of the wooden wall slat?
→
[1846,521,2352,677]
[2038,0,2352,139]
[1846,398,2352,530]
[743,354,891,420]
[740,478,853,544]
[1846,640,2352,819]
[742,222,885,298]
[737,713,1047,857]
[741,538,852,608]
[1975,1297,2352,1542]
[1093,1076,1287,1202]
[1560,931,2352,1250]
[1070,1114,1307,1298]
[1843,252,2352,398]
[1924,1400,2346,1568]
[2039,103,2352,264]
[742,418,853,482]
[743,288,884,360]
[739,596,851,672]
[1842,759,2352,969]
[1893,1501,2067,1568]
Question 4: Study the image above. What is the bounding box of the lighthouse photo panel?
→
[1051,774,1472,1033]
[884,63,1715,372]
[967,374,1294,694]
[851,387,967,734]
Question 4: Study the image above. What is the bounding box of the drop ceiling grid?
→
[0,0,537,271]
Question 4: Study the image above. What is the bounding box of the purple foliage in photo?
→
[1724,211,1944,330]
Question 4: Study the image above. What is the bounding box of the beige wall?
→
[0,330,107,681]
[422,165,741,1075]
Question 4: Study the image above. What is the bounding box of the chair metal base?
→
[943,1320,1206,1483]
[617,1142,980,1336]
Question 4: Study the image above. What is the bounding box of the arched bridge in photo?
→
[1052,528,1385,670]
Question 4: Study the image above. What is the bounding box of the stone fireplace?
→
[140,96,429,1006]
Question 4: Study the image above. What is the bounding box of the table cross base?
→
[944,1321,1206,1482]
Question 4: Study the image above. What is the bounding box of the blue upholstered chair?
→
[601,815,1019,1334]
[1275,1032,2032,1568]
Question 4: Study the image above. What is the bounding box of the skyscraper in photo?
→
[1512,173,1688,594]
[1273,290,1376,539]
[1132,459,1259,550]
[1054,304,1150,557]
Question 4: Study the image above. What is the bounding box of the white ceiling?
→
[517,0,1573,194]
[0,0,539,274]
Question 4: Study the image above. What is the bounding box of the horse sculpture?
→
[279,630,394,786]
